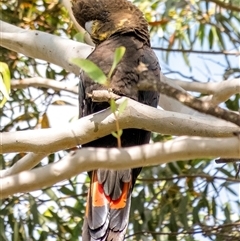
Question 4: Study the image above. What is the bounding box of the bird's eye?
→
[85,21,93,34]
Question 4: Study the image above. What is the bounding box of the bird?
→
[71,0,161,240]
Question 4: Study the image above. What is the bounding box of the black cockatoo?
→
[72,0,161,240]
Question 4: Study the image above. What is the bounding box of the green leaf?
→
[225,93,239,111]
[108,46,126,79]
[59,186,74,196]
[43,208,54,219]
[45,188,59,202]
[110,98,117,113]
[193,205,200,223]
[118,99,128,114]
[0,62,11,108]
[208,28,214,49]
[168,162,181,175]
[179,195,188,229]
[29,195,39,224]
[13,220,18,241]
[198,23,205,46]
[64,205,82,216]
[183,28,190,47]
[216,28,225,49]
[74,32,85,43]
[0,217,8,240]
[169,211,178,233]
[224,204,231,223]
[216,167,233,177]
[39,231,48,241]
[117,129,123,137]
[71,58,107,85]
[212,197,217,218]
[181,43,190,67]
[225,184,238,196]
[111,129,123,139]
[113,46,126,69]
[111,131,119,138]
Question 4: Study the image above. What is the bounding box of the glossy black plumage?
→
[72,0,161,240]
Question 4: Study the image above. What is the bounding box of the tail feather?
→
[82,170,133,240]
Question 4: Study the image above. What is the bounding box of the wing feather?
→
[81,34,161,241]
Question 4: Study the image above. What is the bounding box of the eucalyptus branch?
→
[138,71,240,127]
[205,0,240,12]
[139,174,240,183]
[125,221,240,238]
[1,93,238,178]
[0,20,94,75]
[152,47,240,56]
[1,97,239,154]
[0,136,239,199]
[169,78,239,96]
[11,77,78,94]
[166,78,240,105]
[87,90,120,102]
[0,152,47,178]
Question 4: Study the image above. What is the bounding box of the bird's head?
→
[71,0,150,45]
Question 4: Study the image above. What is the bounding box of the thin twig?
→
[137,68,240,127]
[11,78,78,94]
[152,47,240,56]
[205,0,240,12]
[125,222,240,238]
[138,174,240,183]
[215,158,240,164]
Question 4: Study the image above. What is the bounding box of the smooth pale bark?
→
[0,20,94,75]
[1,97,239,154]
[0,153,47,178]
[11,77,78,94]
[1,96,239,180]
[171,78,240,105]
[0,136,239,199]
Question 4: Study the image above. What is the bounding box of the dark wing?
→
[79,34,160,116]
[79,34,161,241]
[78,74,85,118]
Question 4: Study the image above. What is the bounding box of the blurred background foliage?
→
[0,0,239,240]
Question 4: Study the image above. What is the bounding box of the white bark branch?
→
[1,136,239,199]
[0,152,47,178]
[1,97,239,154]
[11,77,78,94]
[0,20,94,75]
[172,78,239,95]
[171,78,240,105]
[160,73,200,115]
[0,90,237,177]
